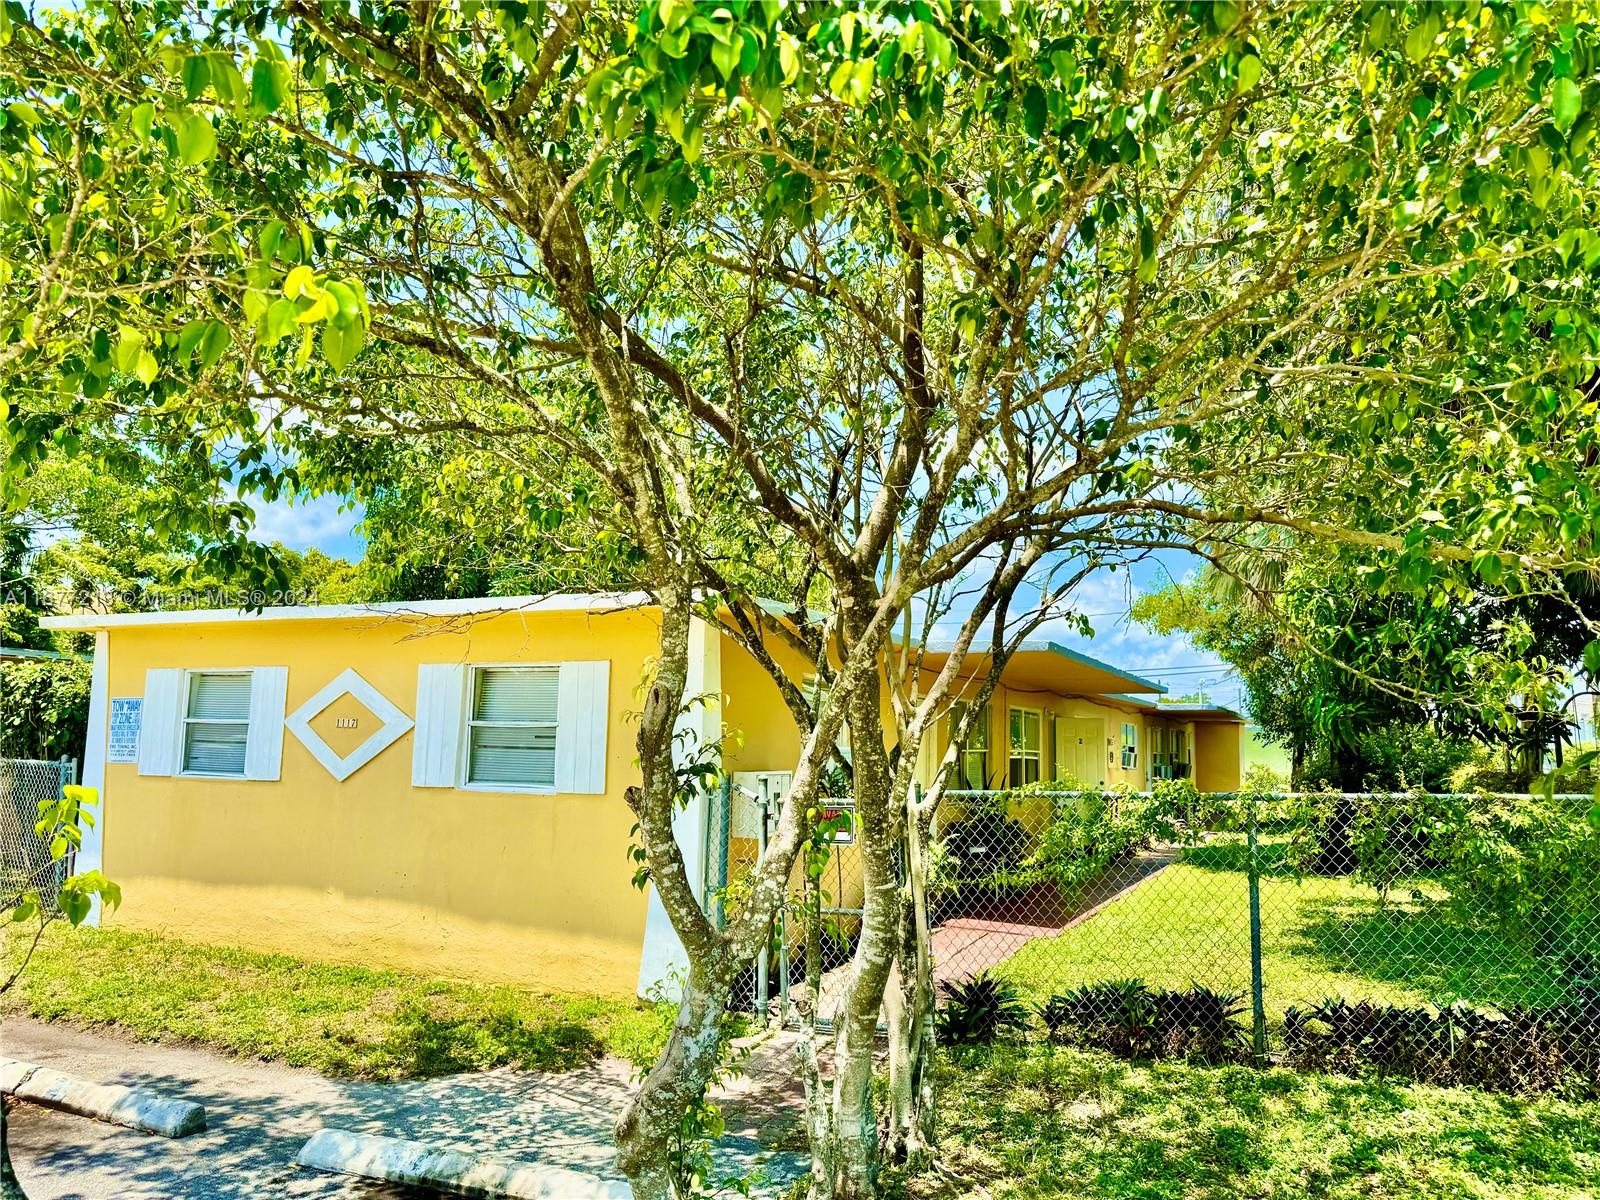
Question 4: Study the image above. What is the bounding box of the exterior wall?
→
[1242,725,1292,781]
[96,608,658,997]
[719,630,807,778]
[718,632,869,913]
[1193,721,1243,793]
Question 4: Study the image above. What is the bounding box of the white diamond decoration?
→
[285,668,414,782]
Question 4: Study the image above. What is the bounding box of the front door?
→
[1055,716,1105,788]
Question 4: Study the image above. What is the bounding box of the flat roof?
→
[914,640,1169,696]
[0,645,70,659]
[38,591,655,631]
[1107,693,1245,722]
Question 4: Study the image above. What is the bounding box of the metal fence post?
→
[755,789,770,1017]
[1246,792,1267,1062]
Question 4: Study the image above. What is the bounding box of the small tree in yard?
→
[0,786,119,1198]
[5,4,1600,1198]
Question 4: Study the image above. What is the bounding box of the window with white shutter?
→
[182,671,252,777]
[467,666,559,789]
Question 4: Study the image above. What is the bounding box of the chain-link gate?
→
[0,756,78,912]
[707,781,1600,1091]
[705,778,864,1026]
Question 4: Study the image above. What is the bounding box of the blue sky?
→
[252,493,1247,710]
[250,491,368,562]
[1033,552,1245,709]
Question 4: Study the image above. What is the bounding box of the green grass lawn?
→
[2,925,673,1080]
[890,1042,1600,1200]
[999,838,1578,1016]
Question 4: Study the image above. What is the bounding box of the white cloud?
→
[245,492,366,560]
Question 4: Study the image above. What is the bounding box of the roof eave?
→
[1044,642,1169,695]
[37,590,657,632]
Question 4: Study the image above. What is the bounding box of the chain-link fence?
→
[0,756,78,912]
[707,781,1600,1093]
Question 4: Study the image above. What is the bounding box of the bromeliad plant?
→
[937,972,1029,1047]
[1284,993,1600,1095]
[1044,980,1250,1064]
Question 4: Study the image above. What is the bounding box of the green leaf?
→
[182,54,211,101]
[177,319,209,358]
[59,889,89,926]
[710,34,740,82]
[323,320,366,370]
[1552,77,1582,133]
[1467,65,1500,92]
[1583,639,1600,678]
[283,264,317,299]
[251,58,287,115]
[1022,83,1047,139]
[135,347,159,386]
[325,280,361,327]
[262,298,297,347]
[200,320,230,369]
[258,219,286,262]
[112,325,143,372]
[1235,54,1262,95]
[210,55,246,107]
[778,34,801,84]
[177,113,217,165]
[129,101,155,140]
[1404,15,1437,63]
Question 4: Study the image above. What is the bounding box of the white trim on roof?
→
[38,592,655,632]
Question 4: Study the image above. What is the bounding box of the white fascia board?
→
[39,591,656,632]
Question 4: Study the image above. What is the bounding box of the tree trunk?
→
[614,955,735,1200]
[1,1098,26,1200]
[882,800,936,1164]
[810,636,902,1200]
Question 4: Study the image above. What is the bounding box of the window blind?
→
[183,671,251,775]
[468,666,559,788]
[473,667,559,723]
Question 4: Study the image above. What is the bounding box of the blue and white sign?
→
[108,697,143,764]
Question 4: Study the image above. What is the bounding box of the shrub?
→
[1043,980,1249,1064]
[931,784,1174,908]
[940,814,1033,880]
[0,655,91,760]
[938,972,1028,1045]
[1439,791,1600,959]
[1283,994,1600,1096]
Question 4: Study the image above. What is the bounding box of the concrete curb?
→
[0,1056,206,1138]
[297,1129,633,1199]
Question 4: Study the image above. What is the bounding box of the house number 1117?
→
[335,717,359,729]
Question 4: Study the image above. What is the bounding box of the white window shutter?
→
[244,667,289,781]
[555,661,610,794]
[138,668,184,776]
[413,664,467,787]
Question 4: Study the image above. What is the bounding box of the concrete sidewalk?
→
[3,1017,805,1199]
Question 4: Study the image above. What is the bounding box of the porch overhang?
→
[912,640,1169,698]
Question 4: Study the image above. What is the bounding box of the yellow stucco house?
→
[43,594,1242,999]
